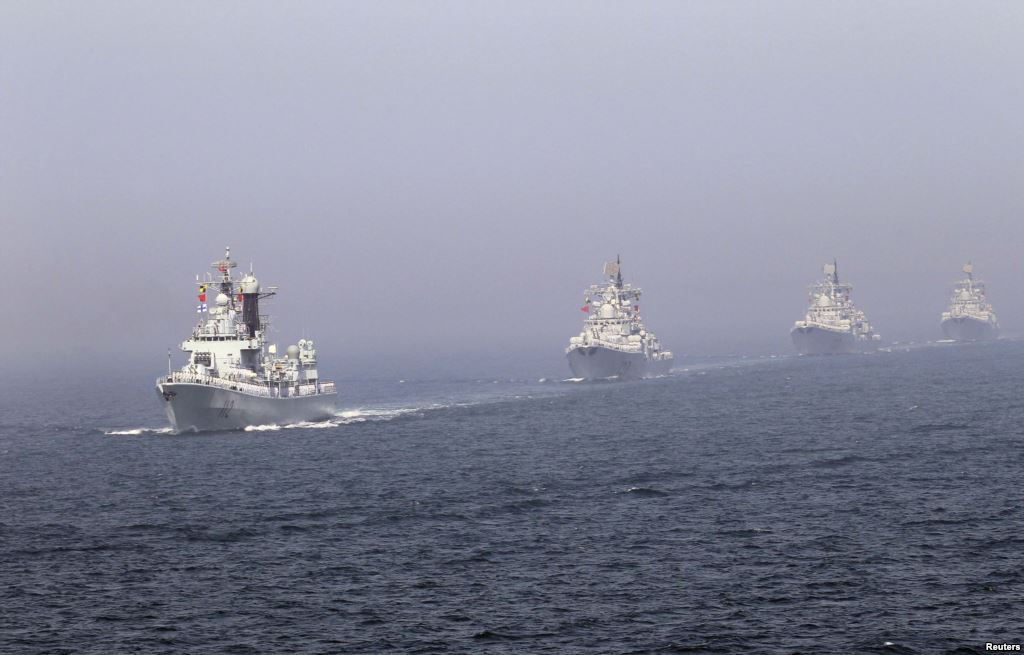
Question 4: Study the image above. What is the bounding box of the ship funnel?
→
[240,272,261,337]
[240,274,260,294]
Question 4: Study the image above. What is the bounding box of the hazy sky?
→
[2,1,1022,376]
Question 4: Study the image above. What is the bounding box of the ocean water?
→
[1,342,1022,654]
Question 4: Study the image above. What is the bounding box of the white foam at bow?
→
[104,427,174,436]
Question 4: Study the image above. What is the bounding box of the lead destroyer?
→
[791,261,881,355]
[566,258,673,379]
[941,263,999,341]
[156,248,337,432]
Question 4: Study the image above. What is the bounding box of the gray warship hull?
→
[566,346,672,380]
[941,316,997,341]
[156,381,337,433]
[791,326,876,355]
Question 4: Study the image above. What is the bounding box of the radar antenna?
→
[823,261,837,284]
[212,246,237,274]
[211,246,238,297]
[603,255,624,288]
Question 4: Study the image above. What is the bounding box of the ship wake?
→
[243,404,449,432]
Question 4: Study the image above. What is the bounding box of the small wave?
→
[181,525,258,542]
[664,641,736,653]
[908,422,970,435]
[718,527,772,538]
[622,486,669,497]
[480,498,550,516]
[104,427,174,436]
[562,377,586,383]
[809,454,868,468]
[471,628,557,641]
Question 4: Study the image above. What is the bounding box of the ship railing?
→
[797,320,851,332]
[164,371,337,398]
[164,372,275,397]
[566,340,645,354]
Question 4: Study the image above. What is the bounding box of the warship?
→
[791,261,881,355]
[566,257,673,379]
[941,262,999,341]
[156,248,337,432]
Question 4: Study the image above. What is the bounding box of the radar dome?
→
[240,274,260,294]
[816,294,831,307]
[600,303,616,319]
[286,345,300,360]
[216,293,229,305]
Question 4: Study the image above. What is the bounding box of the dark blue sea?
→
[2,341,1022,654]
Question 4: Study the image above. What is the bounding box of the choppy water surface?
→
[2,343,1022,654]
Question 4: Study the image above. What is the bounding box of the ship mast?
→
[963,262,974,294]
[211,246,238,305]
[822,260,839,298]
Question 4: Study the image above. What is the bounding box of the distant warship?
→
[156,248,337,432]
[941,263,999,341]
[566,257,673,379]
[791,261,881,355]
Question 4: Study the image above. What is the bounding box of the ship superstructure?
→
[791,261,881,355]
[156,248,337,432]
[566,257,673,379]
[941,263,999,341]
